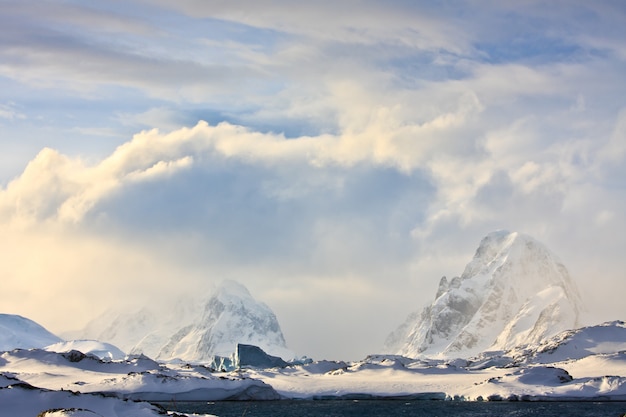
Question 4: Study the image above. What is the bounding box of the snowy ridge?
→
[385,230,583,358]
[78,280,293,362]
[0,313,62,351]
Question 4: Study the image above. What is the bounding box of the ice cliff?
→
[385,230,583,358]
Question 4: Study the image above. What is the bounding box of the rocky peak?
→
[385,231,582,358]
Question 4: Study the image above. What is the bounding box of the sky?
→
[1,0,625,361]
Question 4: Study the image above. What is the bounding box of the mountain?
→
[77,307,158,355]
[0,313,63,351]
[78,280,293,362]
[156,280,292,361]
[385,230,583,358]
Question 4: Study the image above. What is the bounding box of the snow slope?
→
[0,313,62,351]
[0,383,166,417]
[78,280,293,362]
[386,231,583,358]
[0,370,180,417]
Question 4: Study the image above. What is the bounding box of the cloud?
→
[0,102,26,120]
[0,2,272,103]
[0,144,193,226]
[2,60,626,353]
[2,0,626,360]
[0,94,485,226]
[0,120,437,359]
[150,0,473,53]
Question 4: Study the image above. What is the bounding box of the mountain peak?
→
[385,231,582,358]
[78,280,293,363]
[462,230,548,280]
[214,279,254,304]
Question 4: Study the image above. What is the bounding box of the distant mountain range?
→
[2,233,625,414]
[0,231,594,365]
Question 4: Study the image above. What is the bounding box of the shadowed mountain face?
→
[386,230,582,358]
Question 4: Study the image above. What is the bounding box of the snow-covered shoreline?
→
[2,321,626,416]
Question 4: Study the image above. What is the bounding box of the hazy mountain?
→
[385,230,583,358]
[78,280,293,362]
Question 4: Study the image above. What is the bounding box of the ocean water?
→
[160,400,626,417]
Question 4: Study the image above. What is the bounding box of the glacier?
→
[385,230,583,358]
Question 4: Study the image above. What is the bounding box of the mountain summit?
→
[156,280,292,362]
[79,280,293,362]
[385,230,583,358]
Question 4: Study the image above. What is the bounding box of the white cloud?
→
[0,86,486,226]
[152,0,473,53]
[2,0,626,359]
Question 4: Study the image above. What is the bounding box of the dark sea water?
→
[159,400,626,417]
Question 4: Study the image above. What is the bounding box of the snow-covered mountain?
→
[156,280,292,361]
[385,230,583,358]
[0,313,62,351]
[78,280,293,362]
